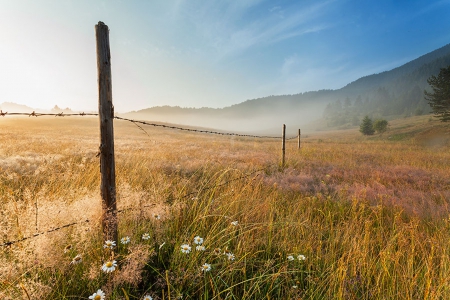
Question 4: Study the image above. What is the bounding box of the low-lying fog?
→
[122,101,326,137]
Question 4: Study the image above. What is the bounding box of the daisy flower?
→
[196,245,206,251]
[213,248,221,255]
[193,236,203,245]
[180,244,191,254]
[102,260,117,273]
[231,221,238,226]
[64,244,72,253]
[201,263,211,272]
[297,254,306,261]
[71,254,82,265]
[143,295,153,300]
[154,214,161,220]
[103,240,116,249]
[287,255,294,261]
[121,236,130,244]
[226,253,235,261]
[89,289,106,300]
[142,233,150,240]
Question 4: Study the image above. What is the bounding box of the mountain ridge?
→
[125,42,450,132]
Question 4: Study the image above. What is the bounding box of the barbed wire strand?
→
[0,111,298,246]
[0,168,266,248]
[0,111,299,139]
[0,219,90,248]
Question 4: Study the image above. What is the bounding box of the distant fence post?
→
[298,129,301,149]
[96,21,118,243]
[281,124,286,168]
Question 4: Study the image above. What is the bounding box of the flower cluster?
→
[287,254,307,261]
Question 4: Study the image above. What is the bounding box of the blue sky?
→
[1,0,450,112]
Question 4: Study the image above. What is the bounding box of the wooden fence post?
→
[298,129,301,149]
[96,21,117,243]
[281,124,286,168]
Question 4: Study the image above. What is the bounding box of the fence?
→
[0,21,302,248]
[0,112,300,247]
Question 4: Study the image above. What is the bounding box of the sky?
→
[1,0,450,113]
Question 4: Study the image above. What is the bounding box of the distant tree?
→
[373,119,388,134]
[360,115,375,135]
[424,65,450,122]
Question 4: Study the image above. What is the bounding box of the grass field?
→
[1,115,450,299]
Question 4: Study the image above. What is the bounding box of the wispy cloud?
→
[173,0,335,61]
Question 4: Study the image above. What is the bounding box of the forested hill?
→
[340,43,450,96]
[323,43,450,127]
[126,43,450,132]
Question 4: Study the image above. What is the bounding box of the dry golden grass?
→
[1,115,449,299]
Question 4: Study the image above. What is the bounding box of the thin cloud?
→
[176,0,335,61]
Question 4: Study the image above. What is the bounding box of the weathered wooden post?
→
[298,129,301,149]
[96,21,117,243]
[281,124,286,168]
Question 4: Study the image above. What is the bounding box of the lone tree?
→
[360,115,375,135]
[424,65,450,122]
[373,119,388,134]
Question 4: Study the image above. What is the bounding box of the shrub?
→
[373,119,388,134]
[359,115,375,135]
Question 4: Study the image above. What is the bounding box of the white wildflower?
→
[89,289,106,300]
[121,236,130,244]
[297,254,306,261]
[71,254,82,265]
[180,244,191,254]
[226,253,235,261]
[101,260,117,273]
[103,240,116,249]
[193,236,203,245]
[201,263,211,272]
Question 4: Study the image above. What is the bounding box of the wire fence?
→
[0,111,299,139]
[0,111,300,247]
[0,168,265,247]
[115,116,298,140]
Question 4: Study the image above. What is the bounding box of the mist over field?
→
[123,102,324,135]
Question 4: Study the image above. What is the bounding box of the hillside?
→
[125,43,450,133]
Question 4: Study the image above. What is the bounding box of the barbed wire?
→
[0,111,299,140]
[114,116,298,139]
[0,219,90,248]
[0,111,98,117]
[0,168,266,248]
[0,111,298,247]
